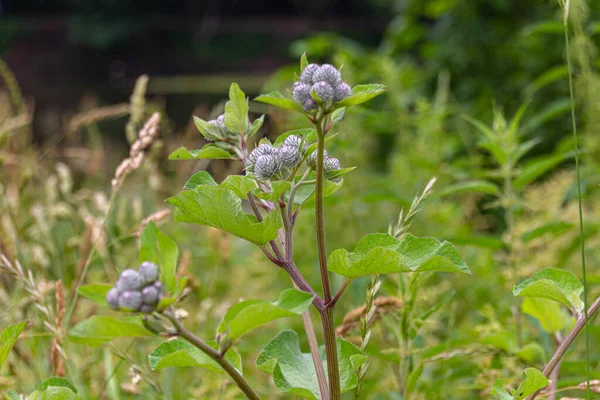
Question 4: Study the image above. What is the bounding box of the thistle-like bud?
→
[118,290,143,311]
[116,269,143,292]
[139,261,159,285]
[106,287,120,310]
[324,157,342,172]
[307,150,329,170]
[283,135,303,149]
[153,281,163,292]
[313,64,342,87]
[254,154,281,180]
[140,304,155,314]
[278,145,302,168]
[292,82,312,104]
[246,143,276,171]
[312,81,334,102]
[334,82,352,101]
[141,285,160,305]
[303,99,317,112]
[300,63,320,84]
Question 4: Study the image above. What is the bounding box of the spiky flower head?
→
[106,288,120,309]
[300,63,320,84]
[307,149,329,170]
[312,64,342,87]
[303,99,317,112]
[334,82,352,101]
[278,145,302,168]
[324,157,342,172]
[139,261,159,285]
[292,82,312,104]
[116,269,143,292]
[246,143,276,171]
[313,81,334,102]
[118,290,143,311]
[254,154,281,180]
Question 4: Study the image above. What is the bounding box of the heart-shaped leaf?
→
[68,316,152,346]
[513,268,583,311]
[224,83,250,135]
[183,171,217,190]
[148,339,242,373]
[169,145,233,160]
[328,233,470,279]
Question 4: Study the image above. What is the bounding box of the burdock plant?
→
[69,55,471,400]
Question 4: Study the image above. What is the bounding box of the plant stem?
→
[564,19,591,398]
[314,113,341,399]
[528,295,600,400]
[163,311,260,400]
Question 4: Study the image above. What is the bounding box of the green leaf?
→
[38,378,77,394]
[248,115,265,137]
[193,116,225,141]
[68,316,152,346]
[300,53,308,71]
[522,297,572,333]
[4,390,22,400]
[513,368,549,400]
[490,379,512,400]
[224,83,250,134]
[254,181,291,202]
[335,84,386,107]
[148,339,242,373]
[220,175,257,199]
[325,166,356,181]
[256,330,366,399]
[169,145,233,160]
[521,222,574,243]
[218,289,314,341]
[0,322,28,369]
[437,180,500,196]
[328,233,470,279]
[77,284,112,307]
[183,171,217,190]
[478,141,508,165]
[513,268,583,310]
[515,343,546,363]
[330,107,346,123]
[255,91,306,113]
[513,151,574,189]
[140,222,179,293]
[406,362,424,396]
[28,387,81,400]
[168,185,282,245]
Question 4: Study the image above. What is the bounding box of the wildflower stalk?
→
[162,310,260,400]
[314,111,341,400]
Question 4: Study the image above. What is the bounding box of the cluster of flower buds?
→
[106,262,163,313]
[245,135,305,180]
[207,114,235,140]
[293,64,353,112]
[307,149,343,180]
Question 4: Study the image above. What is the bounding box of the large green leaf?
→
[255,91,306,113]
[167,185,282,246]
[27,387,81,400]
[522,297,573,333]
[169,145,233,160]
[513,268,583,311]
[68,316,152,346]
[220,175,257,199]
[256,330,366,399]
[513,151,574,189]
[224,83,250,134]
[0,322,28,369]
[254,181,292,202]
[37,378,77,394]
[139,222,179,293]
[77,284,112,307]
[328,233,470,279]
[183,171,217,190]
[148,339,241,373]
[218,289,314,342]
[490,379,512,400]
[193,116,225,141]
[334,84,386,107]
[513,368,549,400]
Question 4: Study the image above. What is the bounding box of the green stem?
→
[315,113,341,399]
[163,311,260,400]
[564,20,591,398]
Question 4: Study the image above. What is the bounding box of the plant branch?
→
[327,279,352,309]
[528,295,600,400]
[163,311,260,400]
[247,193,284,261]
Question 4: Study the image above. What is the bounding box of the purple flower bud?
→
[324,157,342,172]
[312,81,335,102]
[140,304,155,314]
[106,288,120,309]
[139,261,159,285]
[118,290,142,311]
[283,135,303,149]
[116,269,143,292]
[278,145,302,168]
[313,64,342,87]
[334,82,352,101]
[254,154,281,180]
[141,285,160,305]
[246,143,276,171]
[300,63,319,84]
[303,99,317,112]
[153,281,164,292]
[292,82,312,104]
[307,150,329,170]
